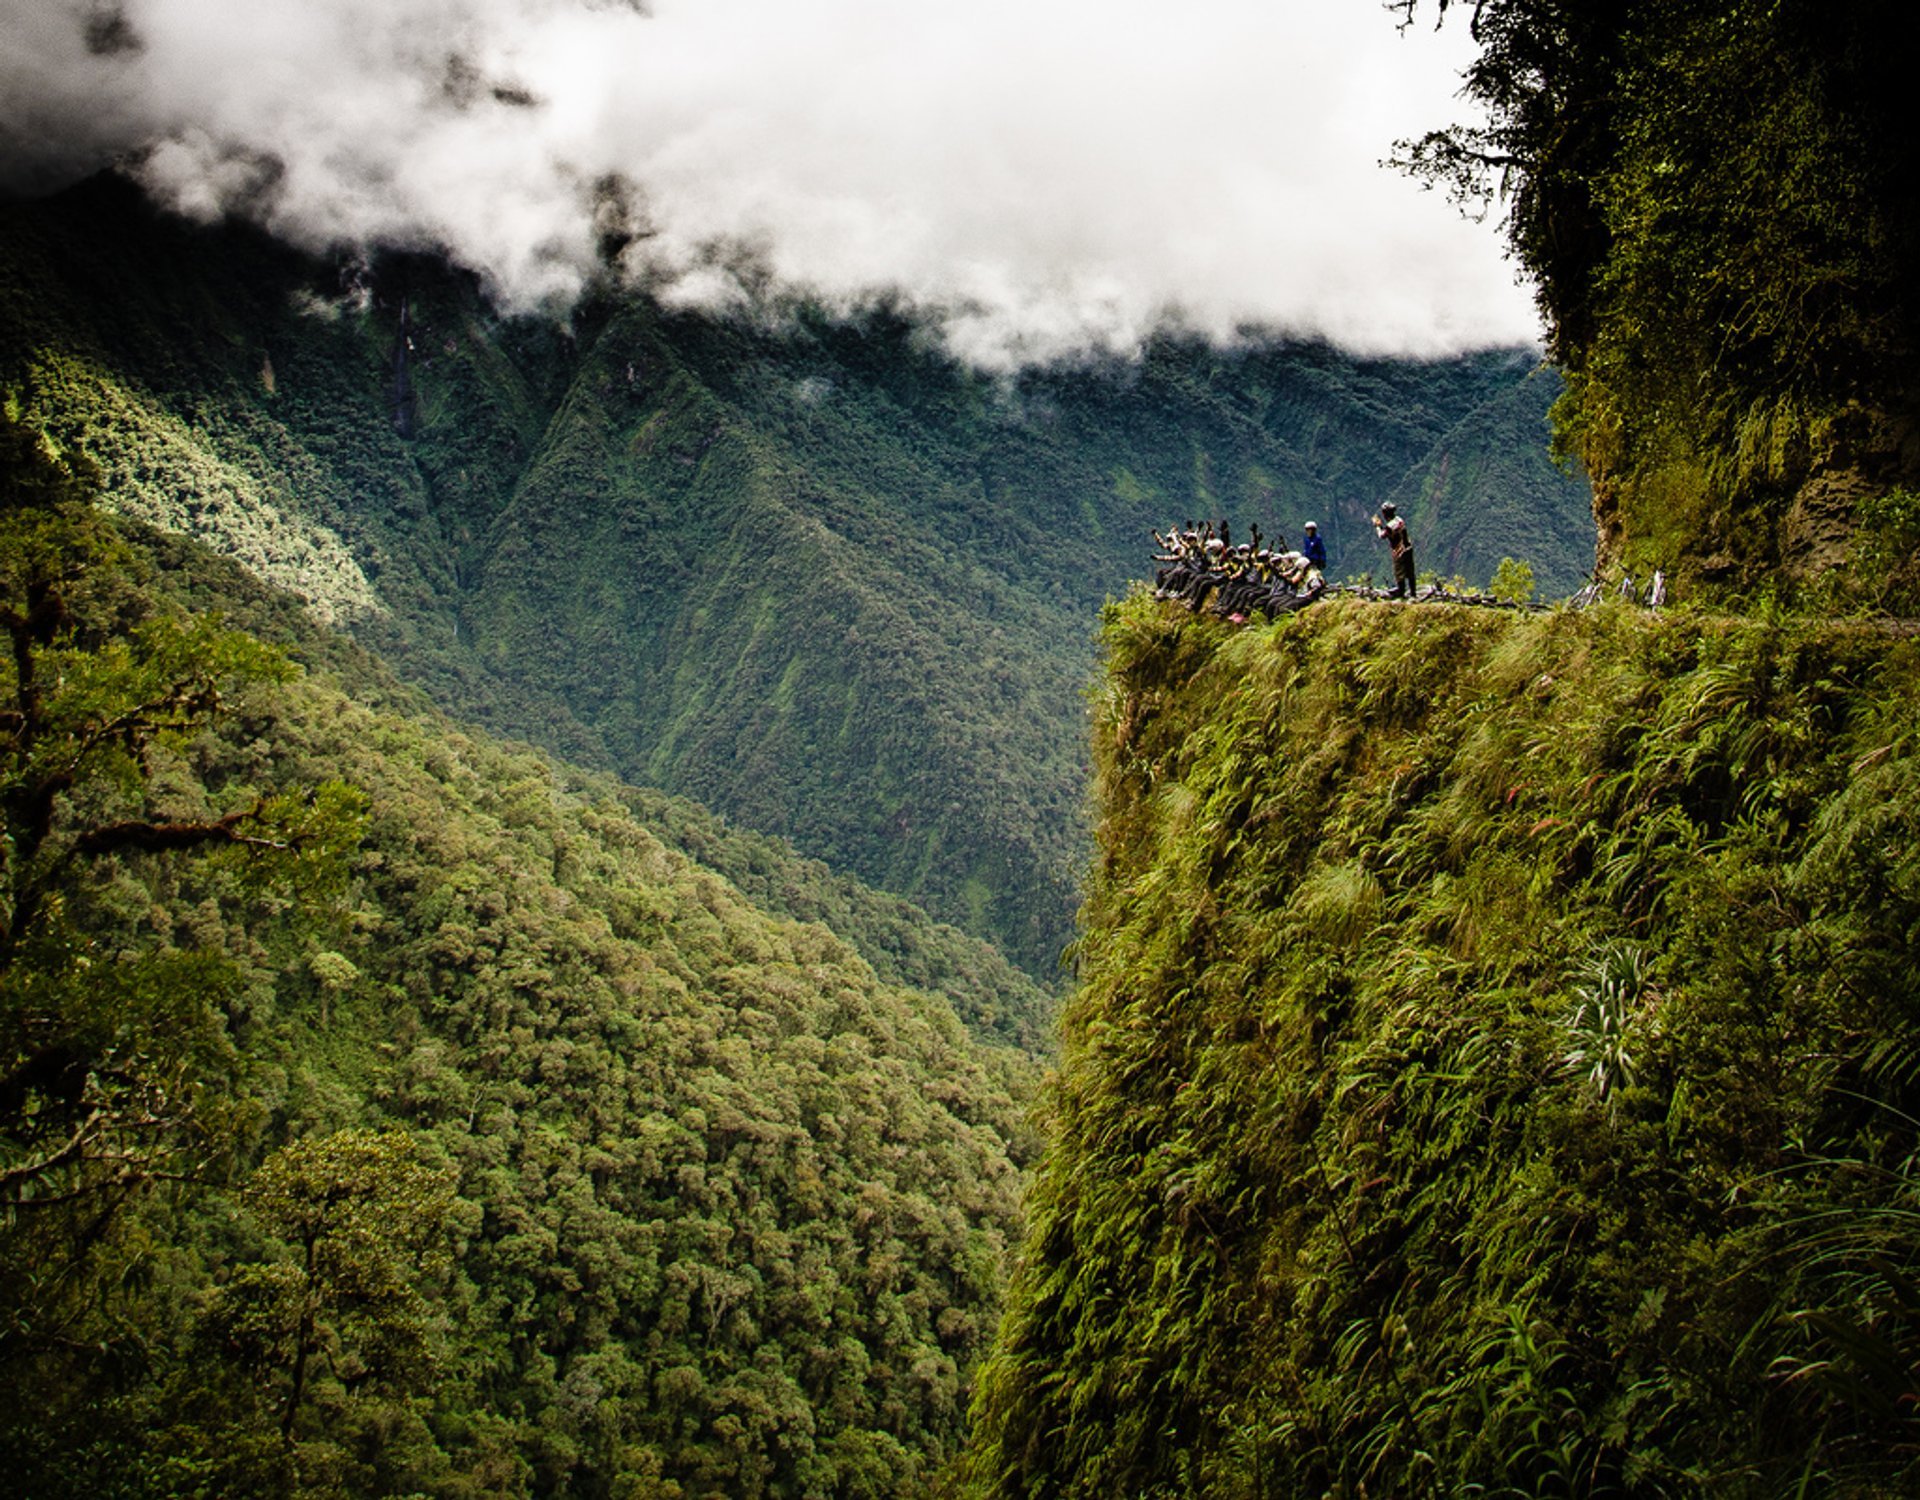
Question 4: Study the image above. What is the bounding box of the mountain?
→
[1386,362,1596,593]
[0,175,1594,978]
[967,590,1920,1495]
[961,7,1920,1492]
[0,432,1041,1498]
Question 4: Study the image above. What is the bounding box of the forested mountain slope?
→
[0,428,1040,1498]
[1386,363,1599,591]
[0,175,1592,977]
[960,5,1920,1492]
[967,591,1920,1495]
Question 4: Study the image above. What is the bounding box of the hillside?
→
[0,175,1593,978]
[131,522,1058,1057]
[1386,363,1599,592]
[960,6,1920,1491]
[0,428,1041,1498]
[966,589,1920,1494]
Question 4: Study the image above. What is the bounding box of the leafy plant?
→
[1559,941,1655,1112]
[207,1129,455,1450]
[1492,556,1537,605]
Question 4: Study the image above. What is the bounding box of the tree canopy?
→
[0,417,1041,1497]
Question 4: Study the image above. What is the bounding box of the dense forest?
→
[0,420,1042,1496]
[0,177,1592,979]
[18,0,1920,1494]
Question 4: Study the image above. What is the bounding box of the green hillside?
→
[1386,363,1597,594]
[962,6,1920,1493]
[0,426,1040,1498]
[968,590,1920,1495]
[0,176,1593,978]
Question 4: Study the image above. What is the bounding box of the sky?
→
[0,0,1541,367]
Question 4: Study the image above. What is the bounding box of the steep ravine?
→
[0,175,1594,981]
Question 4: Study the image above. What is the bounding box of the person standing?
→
[1301,520,1327,575]
[1374,503,1415,599]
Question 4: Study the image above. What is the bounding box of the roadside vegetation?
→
[969,587,1920,1495]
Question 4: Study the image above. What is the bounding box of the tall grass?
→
[968,592,1920,1496]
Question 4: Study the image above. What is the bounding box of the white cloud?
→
[0,0,1540,364]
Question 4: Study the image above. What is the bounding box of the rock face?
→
[1779,400,1920,578]
[1581,385,1920,598]
[1597,386,1920,595]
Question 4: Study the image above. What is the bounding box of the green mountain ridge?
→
[133,518,1057,1055]
[0,174,1594,979]
[12,4,1920,1495]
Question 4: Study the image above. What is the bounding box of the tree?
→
[206,1129,455,1448]
[0,409,363,1374]
[1390,1,1920,589]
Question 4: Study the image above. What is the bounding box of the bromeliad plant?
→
[1560,940,1657,1113]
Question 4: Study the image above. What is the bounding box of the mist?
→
[0,0,1540,366]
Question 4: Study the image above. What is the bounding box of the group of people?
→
[1149,503,1417,621]
[1150,520,1329,620]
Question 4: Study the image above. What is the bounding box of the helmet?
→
[1304,520,1317,531]
[1380,503,1397,518]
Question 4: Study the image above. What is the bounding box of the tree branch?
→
[74,802,280,858]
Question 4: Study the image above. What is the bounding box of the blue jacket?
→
[1302,533,1327,570]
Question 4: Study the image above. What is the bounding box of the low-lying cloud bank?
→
[0,0,1541,366]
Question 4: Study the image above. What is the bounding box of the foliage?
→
[611,784,1058,1053]
[1844,485,1920,615]
[199,1128,456,1484]
[0,416,365,1417]
[1491,556,1537,606]
[966,590,1920,1496]
[1559,940,1653,1113]
[0,447,1043,1497]
[1395,0,1920,593]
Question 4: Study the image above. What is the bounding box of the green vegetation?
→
[968,589,1920,1494]
[963,10,1920,1488]
[1396,0,1920,596]
[0,176,1592,978]
[0,422,1039,1497]
[1385,366,1592,594]
[13,7,1920,1492]
[1489,556,1537,606]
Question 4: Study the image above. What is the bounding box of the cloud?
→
[0,0,1540,364]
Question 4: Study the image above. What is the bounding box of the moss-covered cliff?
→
[968,590,1920,1495]
[1399,0,1920,601]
